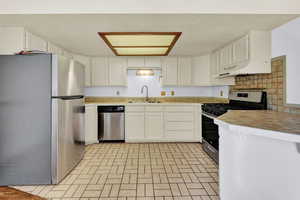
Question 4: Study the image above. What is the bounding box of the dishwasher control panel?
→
[97,106,124,113]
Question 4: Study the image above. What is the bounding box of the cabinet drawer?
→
[165,131,194,139]
[125,106,144,112]
[166,121,194,131]
[164,106,194,112]
[165,112,193,121]
[145,106,164,112]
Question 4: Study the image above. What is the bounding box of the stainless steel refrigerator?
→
[0,54,85,186]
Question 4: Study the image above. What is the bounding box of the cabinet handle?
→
[219,73,230,76]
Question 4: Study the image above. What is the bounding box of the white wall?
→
[212,86,230,98]
[85,70,229,97]
[272,17,300,105]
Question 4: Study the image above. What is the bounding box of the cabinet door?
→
[127,56,145,68]
[232,35,249,64]
[145,57,161,68]
[125,112,145,140]
[25,31,47,51]
[73,55,91,87]
[192,55,211,86]
[91,57,109,86]
[47,42,63,55]
[85,105,98,144]
[178,57,192,86]
[220,45,233,71]
[211,51,220,76]
[161,57,178,86]
[109,57,127,86]
[62,50,73,59]
[210,51,235,85]
[145,112,164,139]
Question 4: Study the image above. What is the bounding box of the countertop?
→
[217,110,300,135]
[85,96,229,105]
[85,102,203,106]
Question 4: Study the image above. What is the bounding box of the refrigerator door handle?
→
[52,95,84,100]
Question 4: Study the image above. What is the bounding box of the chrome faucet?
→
[141,85,149,102]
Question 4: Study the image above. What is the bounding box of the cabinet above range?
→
[210,30,271,77]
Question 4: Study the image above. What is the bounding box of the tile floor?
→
[13,143,219,200]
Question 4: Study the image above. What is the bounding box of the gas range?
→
[202,91,267,117]
[201,91,267,163]
[202,103,232,117]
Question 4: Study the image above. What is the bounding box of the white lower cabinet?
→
[125,104,202,142]
[165,111,194,140]
[85,105,98,145]
[125,112,145,140]
[145,112,164,139]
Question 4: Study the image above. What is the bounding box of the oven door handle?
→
[206,143,217,153]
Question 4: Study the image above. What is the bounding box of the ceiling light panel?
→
[106,35,175,46]
[115,47,168,55]
[98,32,181,56]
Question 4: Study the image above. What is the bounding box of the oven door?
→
[202,114,219,150]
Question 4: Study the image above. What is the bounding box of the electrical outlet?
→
[220,90,223,97]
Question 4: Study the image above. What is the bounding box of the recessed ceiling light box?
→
[98,32,182,56]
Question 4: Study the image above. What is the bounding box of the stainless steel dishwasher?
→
[98,106,125,141]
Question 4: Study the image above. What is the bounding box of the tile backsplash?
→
[231,56,300,114]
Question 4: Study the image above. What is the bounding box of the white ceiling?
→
[0,14,298,56]
[1,0,300,14]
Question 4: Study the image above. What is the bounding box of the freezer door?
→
[0,54,52,186]
[52,97,85,184]
[52,55,85,97]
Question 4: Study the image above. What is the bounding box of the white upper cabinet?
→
[127,56,162,69]
[62,50,73,59]
[25,31,47,52]
[0,27,26,54]
[161,57,178,86]
[210,53,235,85]
[232,35,249,64]
[219,44,233,73]
[210,51,220,77]
[127,56,145,68]
[215,30,271,76]
[145,57,161,68]
[191,55,211,86]
[91,57,109,86]
[47,42,63,55]
[178,56,192,86]
[109,57,127,86]
[73,54,91,87]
